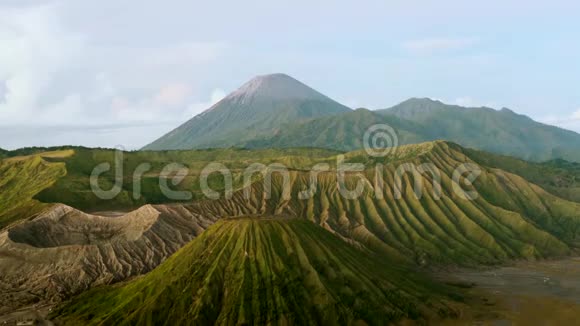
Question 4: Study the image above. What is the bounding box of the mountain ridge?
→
[379,97,580,161]
[1,141,580,313]
[142,74,580,162]
[143,73,352,150]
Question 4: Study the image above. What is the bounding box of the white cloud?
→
[110,86,225,125]
[539,109,580,133]
[454,96,476,107]
[0,4,228,149]
[0,4,84,122]
[141,42,227,67]
[338,98,359,109]
[153,83,192,107]
[402,37,476,55]
[0,85,226,149]
[453,96,496,108]
[185,88,226,117]
[210,88,226,103]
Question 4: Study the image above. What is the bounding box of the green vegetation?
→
[53,218,459,325]
[3,141,580,324]
[466,148,580,203]
[243,108,428,151]
[0,151,69,229]
[0,145,92,158]
[34,147,341,211]
[379,98,580,162]
[244,99,580,162]
[2,141,579,265]
[275,141,580,265]
[3,74,579,323]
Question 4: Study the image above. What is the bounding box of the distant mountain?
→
[142,74,580,162]
[379,98,580,162]
[243,108,428,151]
[143,73,351,150]
[243,98,580,162]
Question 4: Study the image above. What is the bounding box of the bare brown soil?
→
[437,258,580,325]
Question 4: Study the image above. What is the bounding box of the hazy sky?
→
[1,0,579,149]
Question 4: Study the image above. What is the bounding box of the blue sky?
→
[1,0,579,149]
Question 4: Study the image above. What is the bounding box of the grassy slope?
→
[466,148,580,203]
[0,151,70,229]
[263,142,580,266]
[3,142,579,325]
[35,147,341,211]
[0,145,89,158]
[3,142,580,266]
[243,108,429,151]
[53,218,459,325]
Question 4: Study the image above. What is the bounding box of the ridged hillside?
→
[205,141,580,266]
[53,218,459,325]
[0,204,217,313]
[5,142,580,267]
[0,151,69,229]
[2,141,580,314]
[465,147,580,203]
[34,147,341,211]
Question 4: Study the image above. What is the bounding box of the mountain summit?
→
[227,73,333,102]
[143,73,351,150]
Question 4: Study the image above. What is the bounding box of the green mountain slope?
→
[246,142,580,265]
[34,147,340,211]
[2,141,580,313]
[53,218,459,325]
[140,73,580,162]
[0,151,69,229]
[245,98,580,162]
[8,142,580,266]
[143,73,351,150]
[465,148,580,203]
[379,98,580,162]
[243,108,427,151]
